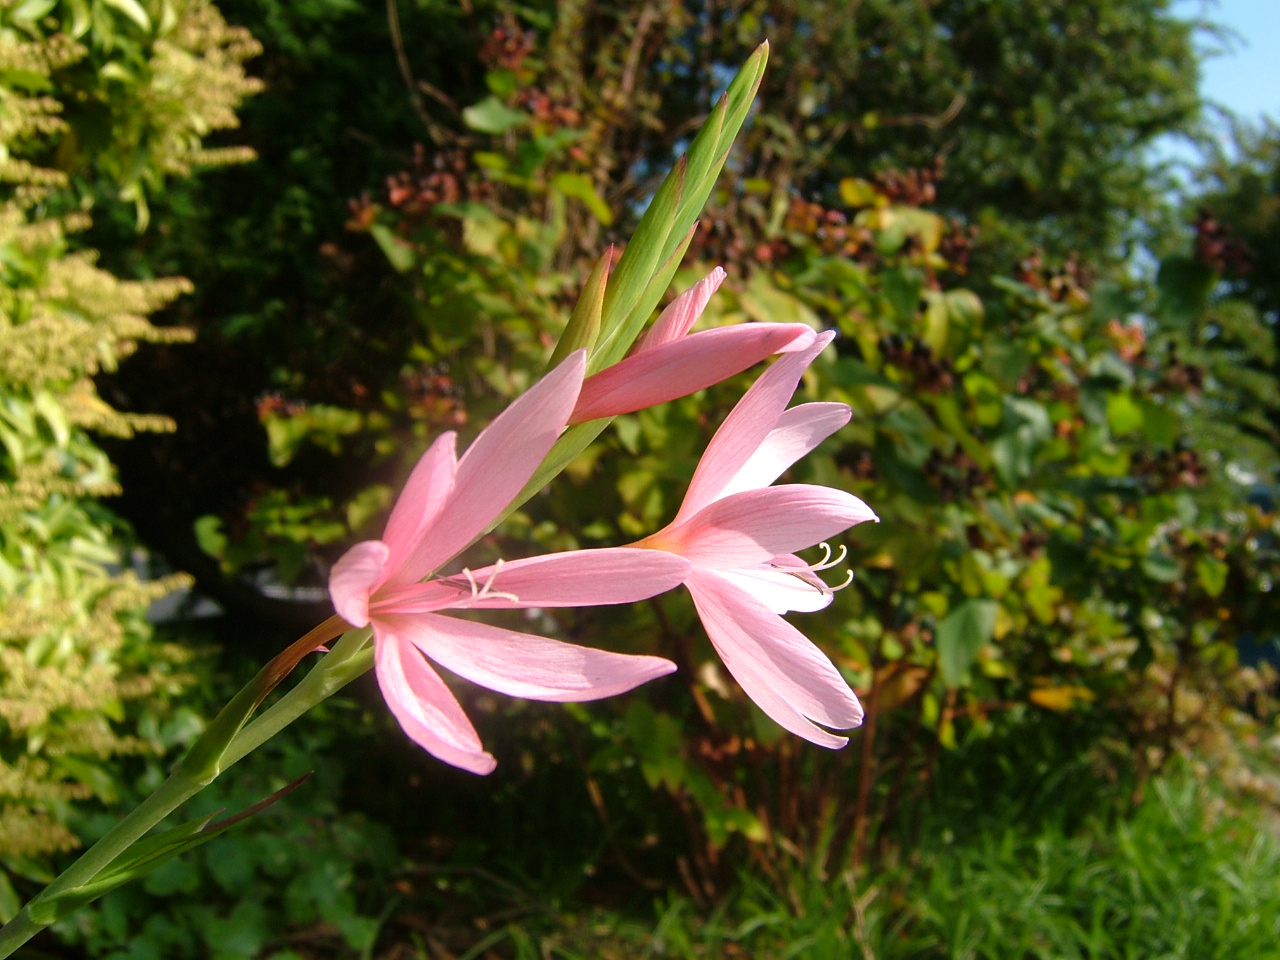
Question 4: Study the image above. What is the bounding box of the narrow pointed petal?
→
[447,548,691,608]
[375,624,496,774]
[678,331,836,520]
[570,324,815,424]
[383,613,677,703]
[658,484,877,568]
[635,266,727,352]
[717,403,851,500]
[329,540,391,627]
[410,351,587,577]
[382,431,458,585]
[687,569,863,744]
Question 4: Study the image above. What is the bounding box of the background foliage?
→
[2,0,1278,955]
[0,0,260,920]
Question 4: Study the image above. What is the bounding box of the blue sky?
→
[1187,0,1280,123]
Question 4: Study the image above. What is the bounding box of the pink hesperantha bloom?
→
[329,351,691,774]
[569,267,816,424]
[634,331,878,747]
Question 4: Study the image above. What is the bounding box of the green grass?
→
[413,766,1280,960]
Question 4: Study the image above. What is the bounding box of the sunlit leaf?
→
[937,599,998,687]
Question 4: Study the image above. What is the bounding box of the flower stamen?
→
[810,542,848,572]
[774,543,854,597]
[459,558,521,604]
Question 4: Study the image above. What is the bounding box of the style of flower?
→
[635,331,877,747]
[329,351,690,774]
[569,267,816,423]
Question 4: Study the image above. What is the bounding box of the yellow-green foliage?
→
[0,1,258,884]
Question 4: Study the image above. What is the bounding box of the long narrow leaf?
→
[28,775,311,924]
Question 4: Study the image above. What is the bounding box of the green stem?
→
[0,627,373,958]
[221,628,373,768]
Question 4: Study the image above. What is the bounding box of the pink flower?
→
[329,352,689,774]
[636,332,877,747]
[569,268,816,424]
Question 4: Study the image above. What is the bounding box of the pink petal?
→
[717,564,834,614]
[447,548,691,608]
[659,484,877,568]
[382,613,677,703]
[635,267,727,352]
[677,331,836,520]
[382,431,459,586]
[570,324,815,424]
[329,540,391,627]
[409,351,586,577]
[686,569,863,745]
[716,403,851,501]
[374,623,496,774]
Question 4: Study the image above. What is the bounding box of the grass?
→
[402,764,1280,960]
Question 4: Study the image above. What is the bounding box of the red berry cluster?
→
[873,157,945,208]
[479,20,536,72]
[923,449,991,502]
[1193,207,1253,277]
[1015,250,1094,302]
[399,364,468,429]
[1133,445,1206,490]
[384,145,491,221]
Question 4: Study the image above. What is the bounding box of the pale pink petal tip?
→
[638,266,728,352]
[329,540,391,628]
[688,570,863,747]
[376,629,498,775]
[571,323,812,424]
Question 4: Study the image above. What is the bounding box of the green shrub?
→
[0,0,260,912]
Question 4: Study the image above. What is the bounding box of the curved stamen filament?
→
[774,542,855,596]
[809,542,848,572]
[460,559,520,604]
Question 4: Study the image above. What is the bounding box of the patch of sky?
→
[1153,0,1280,179]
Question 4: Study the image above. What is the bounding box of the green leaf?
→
[101,0,152,31]
[839,177,880,207]
[194,514,228,559]
[10,0,57,25]
[550,247,610,368]
[461,96,527,134]
[27,776,311,925]
[1141,553,1181,583]
[943,289,984,353]
[882,267,923,324]
[0,872,20,924]
[1106,392,1144,435]
[1195,556,1228,598]
[739,270,821,328]
[1155,255,1215,328]
[936,599,998,687]
[551,172,614,226]
[368,224,415,273]
[32,390,69,447]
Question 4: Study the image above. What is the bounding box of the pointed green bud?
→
[550,246,612,369]
[595,156,687,367]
